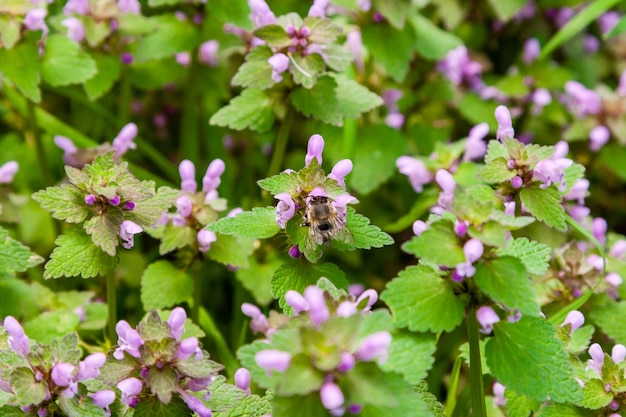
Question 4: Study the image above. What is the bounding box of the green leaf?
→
[133,395,191,417]
[257,170,301,195]
[599,143,626,182]
[130,57,187,90]
[485,140,510,163]
[292,76,342,125]
[535,403,587,417]
[0,15,20,49]
[253,24,292,49]
[381,265,465,332]
[273,393,327,417]
[83,19,110,47]
[208,234,254,268]
[10,367,48,407]
[476,157,516,183]
[271,260,347,307]
[490,211,535,230]
[361,23,414,82]
[134,14,199,62]
[99,354,138,385]
[495,237,552,275]
[487,0,527,21]
[485,316,582,403]
[32,184,89,223]
[345,209,394,249]
[373,0,410,29]
[416,381,446,417]
[45,227,118,279]
[589,301,626,344]
[231,46,275,89]
[116,13,158,35]
[453,185,499,225]
[83,210,124,256]
[140,260,194,311]
[58,394,108,417]
[235,256,278,306]
[126,185,178,228]
[332,74,383,119]
[147,0,187,6]
[0,42,41,102]
[561,163,585,196]
[504,390,542,417]
[158,224,196,255]
[146,367,177,403]
[209,88,275,132]
[206,207,281,239]
[520,185,567,231]
[0,227,31,277]
[304,16,343,43]
[401,221,464,267]
[539,0,622,60]
[350,124,406,195]
[410,13,463,61]
[575,378,613,409]
[23,311,79,344]
[380,330,436,384]
[176,355,223,379]
[475,256,540,315]
[290,53,325,89]
[208,376,271,417]
[41,35,97,86]
[319,44,353,72]
[84,53,122,100]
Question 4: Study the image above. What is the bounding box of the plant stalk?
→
[468,305,487,417]
[26,99,52,187]
[106,271,117,344]
[267,105,296,178]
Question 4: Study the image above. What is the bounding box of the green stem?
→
[445,355,463,417]
[266,105,296,178]
[468,305,487,417]
[192,266,201,325]
[199,306,239,376]
[106,270,117,344]
[117,67,132,127]
[342,118,357,160]
[26,99,52,187]
[180,61,200,161]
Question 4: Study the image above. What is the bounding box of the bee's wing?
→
[303,233,323,262]
[331,222,355,249]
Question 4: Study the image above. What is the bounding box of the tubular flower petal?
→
[328,159,353,188]
[305,134,325,166]
[304,286,329,326]
[560,310,584,335]
[112,123,138,157]
[255,350,291,375]
[495,105,515,140]
[168,307,187,340]
[275,193,295,229]
[396,156,432,193]
[0,161,19,184]
[179,160,197,193]
[477,306,500,334]
[120,221,143,249]
[51,363,75,387]
[235,368,251,395]
[199,40,219,66]
[268,53,290,83]
[355,331,392,363]
[285,290,310,314]
[320,381,344,410]
[4,316,30,358]
[197,229,217,253]
[203,159,226,193]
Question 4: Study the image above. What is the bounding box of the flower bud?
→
[199,40,219,66]
[463,239,484,263]
[435,169,455,193]
[522,38,540,65]
[202,159,226,193]
[304,286,329,326]
[176,195,193,218]
[235,368,251,394]
[605,272,622,287]
[610,240,626,258]
[305,134,325,166]
[476,306,500,334]
[52,363,75,387]
[255,350,291,375]
[412,220,427,236]
[197,229,217,254]
[285,290,309,314]
[3,316,29,358]
[85,194,96,205]
[90,390,116,408]
[355,331,392,363]
[168,307,187,340]
[268,53,290,83]
[288,245,301,259]
[510,176,523,188]
[495,105,515,140]
[179,160,197,193]
[320,381,344,410]
[77,352,106,380]
[560,310,584,335]
[176,337,199,360]
[337,352,355,373]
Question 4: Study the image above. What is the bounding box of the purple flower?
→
[598,11,620,35]
[117,377,143,406]
[255,350,291,375]
[77,352,106,380]
[51,363,75,387]
[113,320,144,359]
[385,113,405,130]
[267,53,290,83]
[124,201,135,210]
[592,217,607,246]
[197,229,217,254]
[168,307,187,340]
[612,344,626,363]
[305,134,325,166]
[605,272,622,287]
[176,51,191,67]
[495,105,515,140]
[64,0,89,15]
[320,381,344,410]
[346,30,364,73]
[178,388,212,417]
[396,156,432,193]
[610,240,626,258]
[54,136,78,165]
[462,123,489,162]
[412,220,427,236]
[176,337,200,360]
[118,0,141,14]
[308,0,330,17]
[109,195,120,206]
[531,88,552,114]
[241,303,269,334]
[434,169,455,213]
[120,220,142,249]
[587,343,604,376]
[112,123,138,157]
[564,179,589,205]
[337,352,355,373]
[492,381,506,406]
[328,159,353,188]
[522,38,540,65]
[249,0,276,28]
[455,239,484,279]
[356,289,378,311]
[288,245,301,259]
[560,310,584,335]
[583,35,600,54]
[336,301,357,317]
[202,159,225,194]
[589,125,610,152]
[285,290,309,314]
[533,158,572,191]
[0,161,19,184]
[355,331,392,363]
[437,45,483,88]
[199,40,219,66]
[3,316,29,358]
[176,195,193,219]
[235,368,251,395]
[510,176,523,188]
[617,69,626,97]
[564,81,602,117]
[179,160,197,193]
[24,8,48,34]
[275,193,295,229]
[120,52,134,65]
[304,286,330,327]
[61,17,85,42]
[90,390,116,411]
[476,306,499,334]
[587,254,604,271]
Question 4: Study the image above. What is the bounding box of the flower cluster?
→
[0,316,115,416]
[245,281,391,415]
[102,308,223,416]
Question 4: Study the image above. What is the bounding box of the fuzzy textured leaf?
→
[83,210,124,256]
[271,261,347,308]
[133,395,191,417]
[401,221,464,267]
[257,170,300,195]
[32,185,89,223]
[206,207,280,239]
[292,76,342,125]
[140,260,194,311]
[45,227,118,279]
[575,378,613,409]
[381,265,465,332]
[207,235,254,268]
[0,227,32,277]
[134,14,199,62]
[410,13,463,61]
[210,89,275,132]
[485,316,582,403]
[496,237,552,275]
[504,390,542,417]
[84,53,122,100]
[380,330,436,384]
[231,46,275,89]
[41,35,97,87]
[589,301,626,345]
[361,23,414,82]
[0,42,41,102]
[476,157,516,183]
[332,74,383,119]
[475,256,540,315]
[344,208,394,249]
[520,185,567,231]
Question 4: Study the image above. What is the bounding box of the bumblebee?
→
[301,195,346,245]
